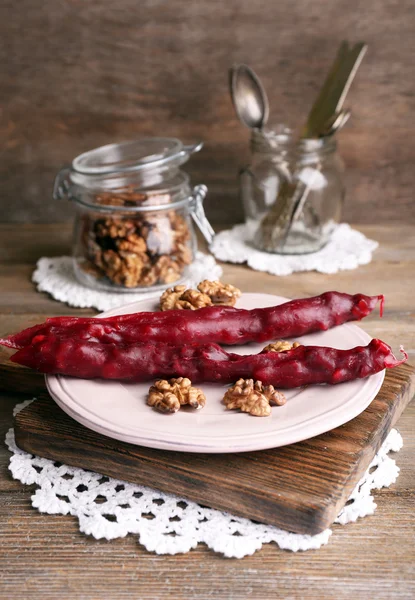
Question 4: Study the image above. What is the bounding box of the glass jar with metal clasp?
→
[53,138,214,292]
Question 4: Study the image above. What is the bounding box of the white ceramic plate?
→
[46,293,385,453]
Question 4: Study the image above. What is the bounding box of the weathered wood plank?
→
[0,493,414,599]
[0,1,414,225]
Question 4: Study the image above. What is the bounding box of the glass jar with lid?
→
[254,136,345,254]
[239,125,292,222]
[53,138,214,292]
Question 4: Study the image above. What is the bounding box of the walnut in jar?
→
[116,234,147,254]
[153,255,182,284]
[95,218,136,240]
[79,194,194,290]
[100,249,150,288]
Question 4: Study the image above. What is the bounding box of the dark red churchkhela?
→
[1,291,384,349]
[10,337,406,387]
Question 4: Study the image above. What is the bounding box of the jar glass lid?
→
[72,138,203,176]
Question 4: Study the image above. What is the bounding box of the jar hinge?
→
[190,185,215,244]
[53,167,71,201]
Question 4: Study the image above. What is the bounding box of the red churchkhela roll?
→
[1,291,384,349]
[10,337,406,387]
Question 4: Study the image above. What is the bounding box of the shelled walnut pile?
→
[79,190,192,288]
[159,280,241,310]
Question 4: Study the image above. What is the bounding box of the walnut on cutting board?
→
[79,195,193,289]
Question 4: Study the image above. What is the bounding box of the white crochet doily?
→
[7,400,403,558]
[210,222,378,276]
[32,252,223,312]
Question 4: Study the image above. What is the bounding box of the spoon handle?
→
[303,41,367,139]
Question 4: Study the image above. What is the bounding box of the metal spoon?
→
[229,64,269,130]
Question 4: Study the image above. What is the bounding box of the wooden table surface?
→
[0,223,414,599]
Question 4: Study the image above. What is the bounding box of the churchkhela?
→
[9,337,407,387]
[0,291,384,349]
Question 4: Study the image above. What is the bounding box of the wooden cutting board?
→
[4,353,414,536]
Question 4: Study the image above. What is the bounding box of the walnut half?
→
[262,340,301,353]
[147,378,206,413]
[197,280,241,306]
[159,280,241,311]
[159,286,212,311]
[223,378,286,417]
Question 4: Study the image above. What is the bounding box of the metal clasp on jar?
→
[189,185,215,244]
[53,167,72,201]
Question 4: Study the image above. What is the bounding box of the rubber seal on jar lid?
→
[72,138,202,176]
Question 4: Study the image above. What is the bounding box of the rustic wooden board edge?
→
[267,363,415,531]
[0,348,46,395]
[13,364,415,536]
[14,418,328,534]
[326,364,415,524]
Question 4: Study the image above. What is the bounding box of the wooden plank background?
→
[0,0,414,225]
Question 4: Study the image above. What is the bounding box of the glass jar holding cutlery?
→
[254,136,345,254]
[231,41,366,255]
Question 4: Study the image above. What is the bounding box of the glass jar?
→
[53,138,214,292]
[254,136,345,254]
[239,125,292,222]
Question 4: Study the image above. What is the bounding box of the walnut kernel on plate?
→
[159,280,241,310]
[147,378,206,413]
[223,378,286,417]
[262,340,301,353]
[159,286,212,310]
[197,280,242,306]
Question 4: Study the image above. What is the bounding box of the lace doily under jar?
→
[32,252,222,312]
[210,222,378,276]
[7,400,403,558]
